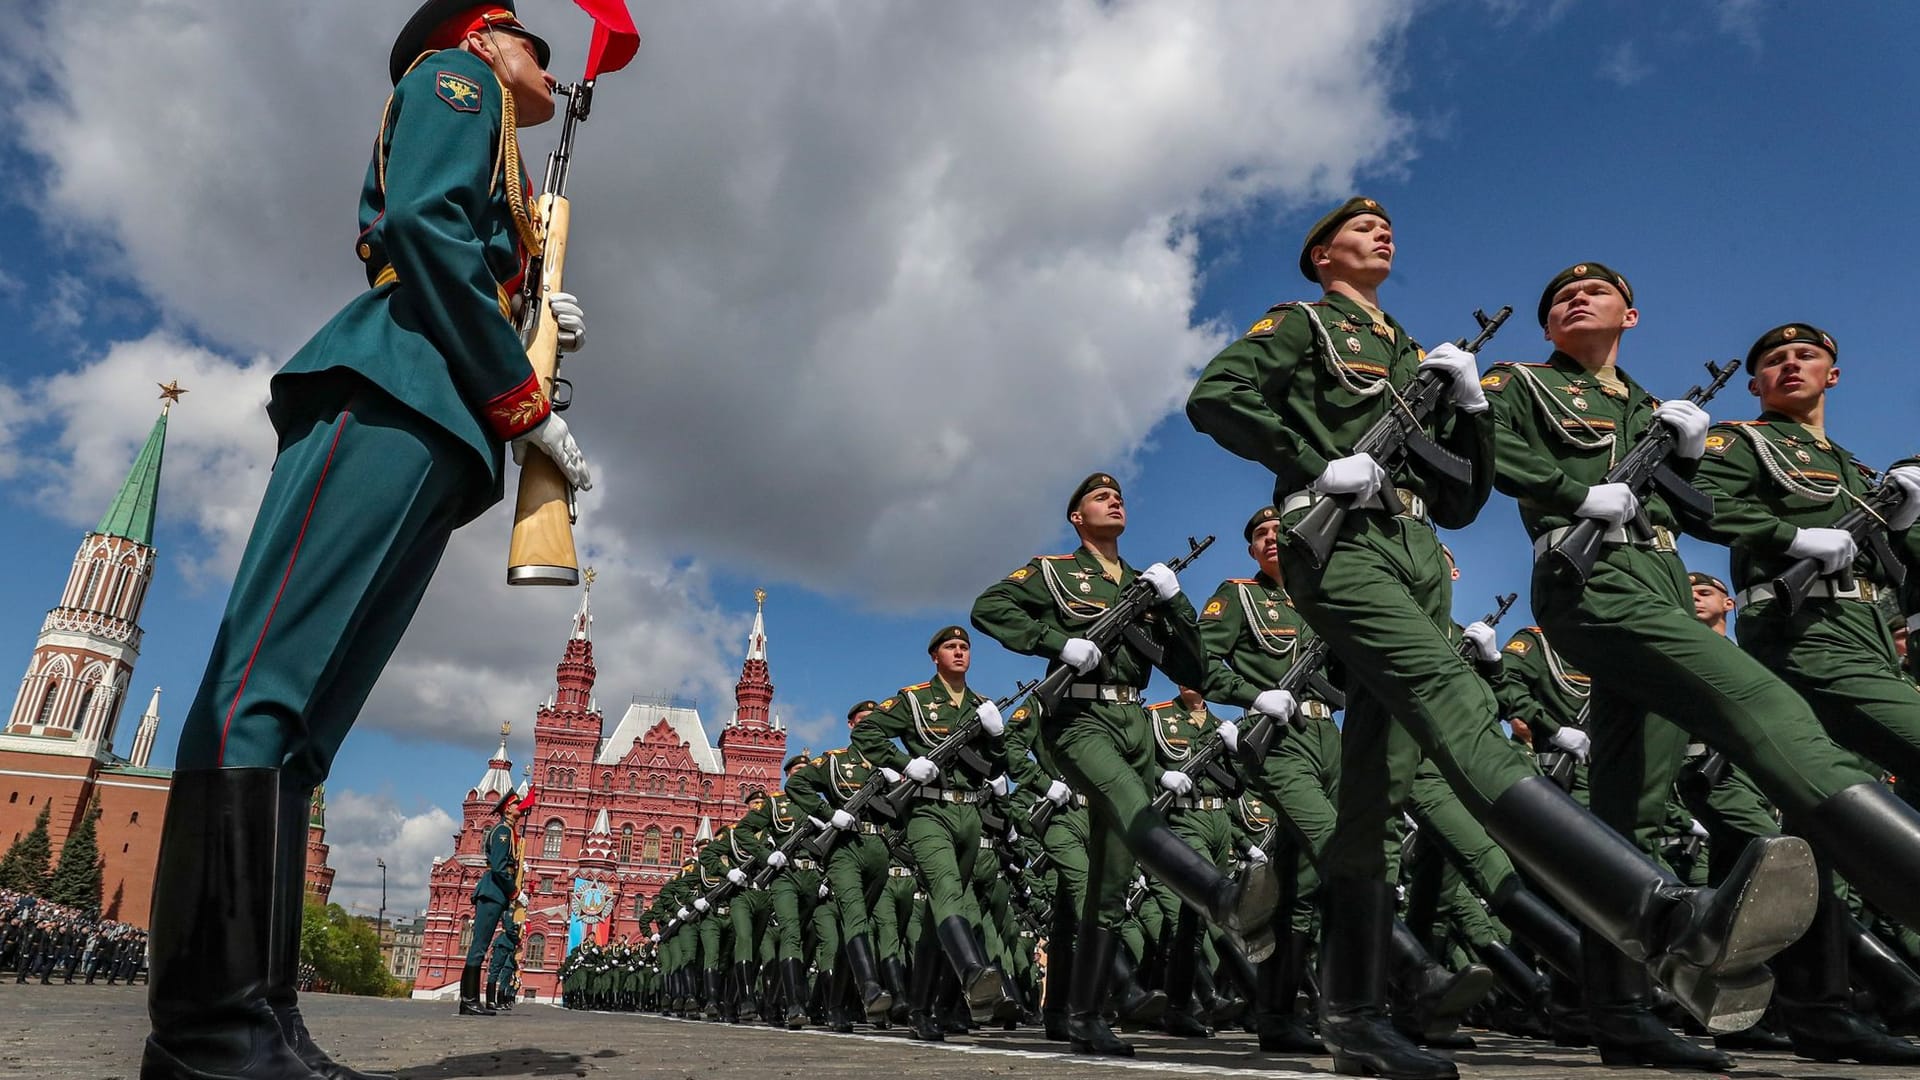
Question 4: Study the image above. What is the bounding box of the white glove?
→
[1463,621,1500,662]
[976,699,1004,737]
[1418,343,1487,413]
[726,868,747,887]
[829,809,855,831]
[1653,400,1711,460]
[766,850,787,869]
[1141,562,1181,601]
[807,816,827,830]
[989,774,1011,797]
[517,891,529,906]
[1312,452,1387,502]
[1549,726,1591,762]
[904,757,940,784]
[1687,818,1710,839]
[510,413,594,491]
[1887,465,1920,531]
[1575,482,1641,527]
[692,898,709,913]
[649,932,660,943]
[818,883,830,899]
[677,906,691,920]
[1058,638,1102,674]
[1245,845,1268,864]
[1788,526,1858,574]
[1215,719,1239,752]
[1249,689,1298,724]
[1158,770,1194,795]
[1044,779,1072,806]
[879,767,902,784]
[548,291,586,352]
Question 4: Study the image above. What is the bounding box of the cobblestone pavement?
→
[0,985,1885,1079]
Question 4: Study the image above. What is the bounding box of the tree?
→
[0,805,53,896]
[49,799,103,915]
[299,898,393,997]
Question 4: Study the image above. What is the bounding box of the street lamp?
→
[376,858,387,936]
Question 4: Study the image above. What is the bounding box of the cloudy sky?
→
[1,1,1914,916]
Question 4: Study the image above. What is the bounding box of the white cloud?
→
[1717,0,1766,54]
[318,788,459,917]
[5,0,1421,614]
[1599,41,1652,87]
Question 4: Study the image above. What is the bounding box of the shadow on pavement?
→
[396,1046,620,1078]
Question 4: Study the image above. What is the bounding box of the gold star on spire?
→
[754,587,767,608]
[157,380,188,410]
[500,721,512,737]
[583,566,597,587]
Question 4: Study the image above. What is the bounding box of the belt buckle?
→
[1858,580,1877,603]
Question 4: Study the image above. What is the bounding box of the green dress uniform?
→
[787,747,897,1019]
[1001,698,1089,1035]
[1494,627,1593,804]
[1143,698,1236,1035]
[698,824,769,1011]
[737,786,836,1026]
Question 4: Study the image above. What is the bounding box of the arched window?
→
[649,775,666,795]
[601,771,613,790]
[542,819,565,858]
[619,823,633,862]
[642,826,662,864]
[81,557,105,607]
[35,679,59,725]
[458,919,473,953]
[68,683,96,732]
[566,769,577,788]
[527,933,546,966]
[627,773,637,792]
[701,780,713,802]
[670,828,685,864]
[107,558,134,615]
[678,777,688,796]
[546,766,556,787]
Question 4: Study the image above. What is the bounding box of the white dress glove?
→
[510,413,594,491]
[548,291,586,352]
[829,809,855,831]
[1418,342,1487,413]
[1463,621,1500,662]
[650,932,661,943]
[1250,689,1298,723]
[1549,726,1592,762]
[1158,770,1194,796]
[1044,779,1072,806]
[904,757,940,784]
[989,774,1011,797]
[1652,400,1711,460]
[1214,718,1239,752]
[1887,465,1920,531]
[1788,527,1858,574]
[1575,483,1641,527]
[879,767,902,784]
[766,850,787,869]
[692,898,708,913]
[1688,818,1710,839]
[807,816,827,831]
[1059,638,1102,674]
[726,868,747,887]
[677,906,691,920]
[976,699,1005,737]
[1140,562,1181,601]
[517,891,529,906]
[818,882,830,899]
[1313,452,1388,502]
[1245,845,1268,864]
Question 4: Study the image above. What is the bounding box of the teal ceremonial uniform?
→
[487,920,520,1003]
[468,819,517,968]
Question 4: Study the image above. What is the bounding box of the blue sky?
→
[1,1,1914,913]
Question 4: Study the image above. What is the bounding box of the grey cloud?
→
[319,788,459,918]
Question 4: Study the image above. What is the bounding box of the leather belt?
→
[914,787,985,805]
[1074,794,1092,808]
[1282,486,1428,524]
[887,867,915,879]
[1172,796,1229,811]
[1532,524,1677,557]
[855,822,882,835]
[1065,683,1141,703]
[370,264,512,321]
[1738,578,1878,608]
[1301,700,1334,721]
[790,858,818,870]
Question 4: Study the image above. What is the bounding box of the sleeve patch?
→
[1480,370,1509,392]
[435,71,483,112]
[1245,316,1277,338]
[1703,432,1733,456]
[1007,566,1032,581]
[879,698,896,710]
[1201,598,1225,619]
[1503,639,1531,654]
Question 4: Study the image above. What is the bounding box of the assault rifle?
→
[1287,306,1513,568]
[749,814,827,889]
[1541,700,1590,792]
[1542,359,1742,584]
[1230,638,1332,771]
[1769,470,1909,616]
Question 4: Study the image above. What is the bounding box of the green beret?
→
[783,753,810,773]
[1299,197,1389,282]
[927,625,970,654]
[1243,506,1280,543]
[1744,322,1837,374]
[743,788,768,805]
[1066,472,1122,515]
[1537,262,1633,327]
[846,699,879,722]
[1687,571,1728,595]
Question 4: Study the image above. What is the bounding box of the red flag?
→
[573,0,639,79]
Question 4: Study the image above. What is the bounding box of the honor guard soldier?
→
[141,4,591,1079]
[1188,206,1810,1080]
[464,788,528,1016]
[737,754,837,1029]
[971,473,1294,1057]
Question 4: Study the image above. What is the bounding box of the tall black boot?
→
[702,967,724,1020]
[844,935,893,1020]
[141,768,320,1080]
[1209,935,1257,1026]
[780,959,808,1030]
[1488,879,1583,982]
[907,932,946,1042]
[934,915,1002,1022]
[1387,919,1491,1044]
[1475,941,1551,1039]
[1042,901,1074,1041]
[1483,775,1814,1032]
[1802,781,1920,931]
[1773,862,1920,1065]
[1159,910,1211,1037]
[826,962,856,1033]
[1850,917,1920,1033]
[457,965,493,1016]
[881,956,912,1025]
[1108,939,1169,1026]
[1317,877,1456,1080]
[270,784,394,1080]
[1069,926,1134,1056]
[1131,825,1278,961]
[1584,929,1731,1070]
[1257,931,1324,1054]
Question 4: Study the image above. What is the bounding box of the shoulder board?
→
[904,682,932,692]
[1039,553,1078,561]
[1225,577,1258,585]
[1147,700,1179,712]
[1854,461,1877,479]
[1720,420,1766,426]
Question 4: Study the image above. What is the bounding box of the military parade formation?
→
[0,887,147,987]
[121,1,1920,1079]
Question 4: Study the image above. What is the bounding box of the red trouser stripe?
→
[217,411,352,765]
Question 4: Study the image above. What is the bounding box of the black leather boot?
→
[780,959,808,1029]
[1109,941,1168,1026]
[881,956,912,1025]
[1800,781,1920,928]
[1774,863,1920,1065]
[702,968,723,1020]
[1132,824,1279,961]
[271,784,394,1080]
[906,932,945,1041]
[457,965,494,1016]
[1850,916,1920,1033]
[1257,931,1325,1054]
[1042,903,1073,1041]
[1483,775,1813,1032]
[1318,878,1455,1079]
[1158,910,1211,1037]
[1068,927,1134,1056]
[1195,954,1246,1026]
[1386,918,1491,1047]
[734,960,758,1022]
[1585,930,1732,1071]
[142,768,322,1080]
[934,915,1002,1022]
[844,934,893,1021]
[1488,879,1583,981]
[1475,941,1551,1039]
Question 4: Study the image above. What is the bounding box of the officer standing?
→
[464,791,524,1016]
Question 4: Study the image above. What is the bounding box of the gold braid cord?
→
[492,74,546,258]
